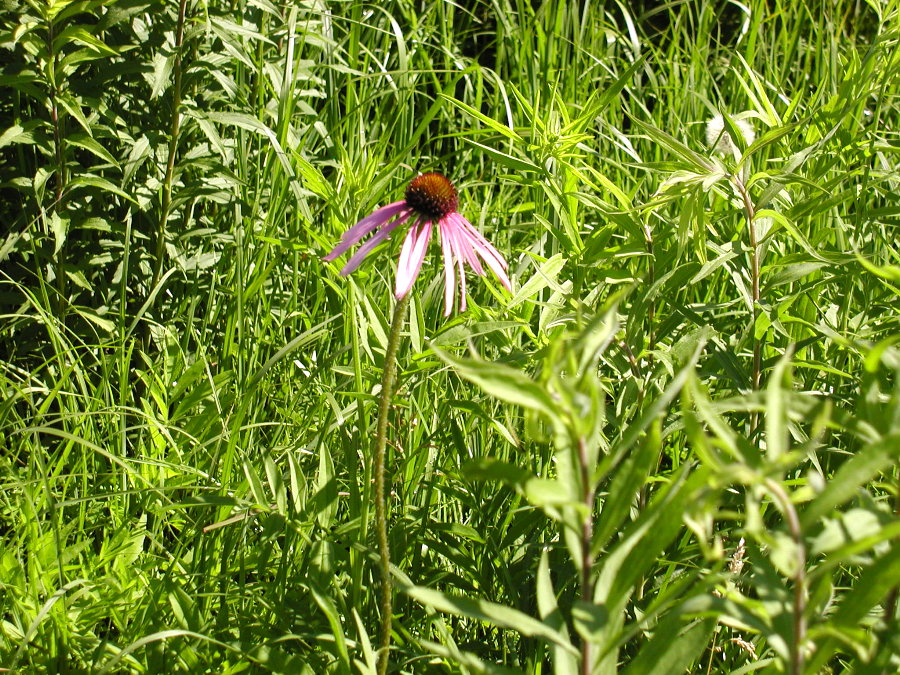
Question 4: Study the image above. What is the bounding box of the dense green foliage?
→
[1,0,898,672]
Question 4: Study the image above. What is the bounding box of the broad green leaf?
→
[314,439,338,529]
[507,253,567,309]
[630,117,714,173]
[595,325,712,485]
[804,545,900,674]
[800,434,900,528]
[68,176,137,202]
[49,211,67,254]
[242,460,269,508]
[592,419,662,554]
[594,465,709,616]
[432,321,524,348]
[536,551,578,675]
[417,640,526,675]
[620,614,717,675]
[462,458,577,509]
[405,586,578,655]
[67,133,119,167]
[765,353,793,461]
[308,586,351,669]
[432,346,560,418]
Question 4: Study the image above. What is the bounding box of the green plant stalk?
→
[642,219,656,354]
[150,0,188,296]
[733,176,761,423]
[765,478,807,675]
[577,436,595,675]
[374,292,411,675]
[45,13,67,318]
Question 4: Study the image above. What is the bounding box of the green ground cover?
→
[1,1,898,672]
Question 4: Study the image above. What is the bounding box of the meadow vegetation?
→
[1,0,898,672]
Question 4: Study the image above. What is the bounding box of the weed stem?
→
[577,436,595,674]
[374,292,410,675]
[733,176,760,429]
[150,0,188,297]
[765,479,807,675]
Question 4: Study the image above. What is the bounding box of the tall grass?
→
[1,1,898,672]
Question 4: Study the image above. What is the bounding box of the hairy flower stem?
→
[577,436,595,675]
[374,292,410,675]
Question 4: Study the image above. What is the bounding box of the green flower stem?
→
[374,291,410,675]
[733,175,761,429]
[150,0,188,297]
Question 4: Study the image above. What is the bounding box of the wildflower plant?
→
[324,171,510,673]
[325,172,511,315]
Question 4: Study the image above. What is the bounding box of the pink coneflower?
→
[324,173,511,315]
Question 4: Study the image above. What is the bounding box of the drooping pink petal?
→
[455,232,468,312]
[443,215,483,275]
[395,219,433,299]
[444,218,468,313]
[455,214,509,272]
[452,214,511,290]
[339,210,413,276]
[323,200,409,261]
[439,219,456,315]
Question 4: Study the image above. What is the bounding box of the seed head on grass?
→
[324,172,511,315]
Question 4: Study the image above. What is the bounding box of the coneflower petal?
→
[323,201,409,261]
[456,215,509,272]
[439,220,456,315]
[444,214,484,276]
[324,174,510,315]
[445,219,468,313]
[340,211,412,276]
[452,214,511,290]
[395,219,433,299]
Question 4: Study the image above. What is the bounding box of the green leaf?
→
[507,253,567,309]
[630,117,714,172]
[462,458,577,509]
[314,439,338,529]
[68,176,136,202]
[242,460,269,508]
[594,465,709,613]
[439,93,522,141]
[811,508,887,555]
[536,551,578,675]
[804,544,900,674]
[307,586,351,669]
[0,123,34,149]
[765,353,793,461]
[405,586,578,655]
[431,321,525,348]
[417,640,526,675]
[800,434,900,529]
[67,133,119,167]
[432,346,560,419]
[463,138,541,173]
[621,615,717,675]
[49,211,68,255]
[592,419,662,554]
